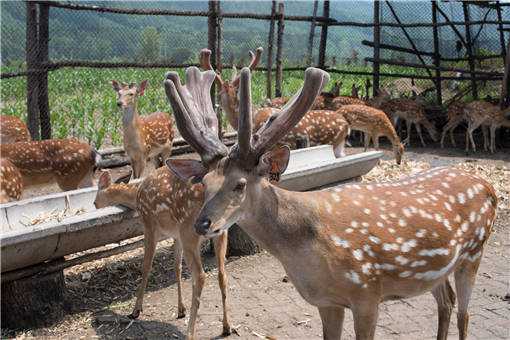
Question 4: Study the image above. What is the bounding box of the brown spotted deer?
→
[0,115,30,143]
[164,66,497,340]
[201,49,349,157]
[440,101,467,148]
[463,101,509,153]
[0,158,23,203]
[94,167,231,339]
[267,80,342,110]
[335,104,404,164]
[0,138,99,193]
[111,80,174,179]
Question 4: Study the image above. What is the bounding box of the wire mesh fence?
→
[0,1,508,147]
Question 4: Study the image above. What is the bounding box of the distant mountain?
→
[1,1,505,66]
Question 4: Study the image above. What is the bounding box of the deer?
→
[440,101,467,148]
[266,80,342,110]
[371,92,439,147]
[164,65,497,340]
[0,158,23,203]
[0,115,31,143]
[111,80,174,179]
[94,167,231,339]
[335,104,404,164]
[463,101,509,153]
[0,138,99,193]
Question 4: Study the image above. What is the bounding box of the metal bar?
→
[435,4,468,50]
[275,2,284,98]
[431,1,442,105]
[38,3,51,139]
[266,1,277,99]
[496,1,507,64]
[306,0,319,66]
[372,0,380,96]
[26,1,40,140]
[463,1,478,99]
[317,0,330,68]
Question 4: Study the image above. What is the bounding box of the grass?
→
[0,63,501,149]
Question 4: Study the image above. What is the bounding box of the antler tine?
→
[252,67,329,156]
[232,47,263,87]
[237,67,253,158]
[199,48,224,86]
[164,67,228,167]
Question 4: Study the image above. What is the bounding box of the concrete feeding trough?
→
[1,146,383,274]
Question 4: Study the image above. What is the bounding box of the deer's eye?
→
[234,179,247,192]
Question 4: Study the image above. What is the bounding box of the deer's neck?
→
[122,104,141,131]
[220,92,239,130]
[239,180,321,259]
[103,183,138,210]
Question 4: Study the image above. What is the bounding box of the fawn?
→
[0,115,31,143]
[94,168,231,339]
[0,138,99,194]
[164,65,497,340]
[112,80,174,179]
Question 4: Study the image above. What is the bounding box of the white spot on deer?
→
[399,271,413,278]
[410,260,427,267]
[469,212,476,223]
[360,229,368,234]
[368,235,381,244]
[389,212,397,218]
[415,245,461,281]
[324,201,332,213]
[443,219,452,231]
[477,227,485,240]
[398,219,407,227]
[353,200,360,206]
[450,239,457,246]
[361,222,369,227]
[345,228,354,233]
[351,221,359,228]
[418,248,450,257]
[331,193,341,202]
[465,251,482,262]
[345,270,362,285]
[352,249,364,261]
[376,221,384,228]
[363,208,371,215]
[401,239,417,252]
[467,188,474,199]
[444,202,452,211]
[331,235,350,248]
[388,228,396,233]
[361,262,373,275]
[454,214,462,223]
[402,208,412,217]
[461,221,469,232]
[395,255,409,265]
[415,229,426,238]
[457,193,466,204]
[382,243,399,251]
[375,263,397,271]
[380,214,388,220]
[448,195,456,204]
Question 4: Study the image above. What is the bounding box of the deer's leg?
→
[131,155,146,179]
[404,120,412,146]
[213,231,231,336]
[466,120,481,153]
[318,306,345,340]
[490,125,497,153]
[373,134,380,150]
[352,303,379,340]
[182,239,206,339]
[363,132,371,151]
[482,125,489,151]
[130,221,157,319]
[455,258,482,340]
[431,279,456,340]
[174,239,186,318]
[416,123,426,147]
[441,118,461,148]
[333,128,349,158]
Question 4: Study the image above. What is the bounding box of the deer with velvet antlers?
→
[163,65,497,340]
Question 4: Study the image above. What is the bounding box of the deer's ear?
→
[166,159,207,183]
[138,80,148,96]
[257,145,290,182]
[112,80,121,92]
[98,171,112,189]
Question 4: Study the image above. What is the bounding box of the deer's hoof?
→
[177,306,186,319]
[128,309,141,319]
[222,324,232,336]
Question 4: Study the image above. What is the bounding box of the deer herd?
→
[0,46,504,340]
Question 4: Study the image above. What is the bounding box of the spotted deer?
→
[335,104,404,164]
[201,49,349,157]
[0,138,99,193]
[0,158,23,203]
[0,115,31,143]
[94,167,231,339]
[373,95,439,147]
[463,101,509,153]
[164,66,497,340]
[267,80,342,110]
[111,80,174,179]
[440,101,467,148]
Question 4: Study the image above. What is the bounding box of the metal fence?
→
[0,0,508,145]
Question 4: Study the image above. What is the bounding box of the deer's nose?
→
[195,218,211,235]
[117,100,122,107]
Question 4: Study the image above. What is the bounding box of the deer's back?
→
[337,104,393,135]
[0,115,30,144]
[139,112,174,148]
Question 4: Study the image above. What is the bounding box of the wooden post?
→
[317,0,330,69]
[215,1,223,137]
[431,1,442,105]
[38,3,51,139]
[496,1,507,64]
[208,1,220,135]
[372,0,380,96]
[275,2,284,98]
[462,1,478,99]
[500,42,510,108]
[266,0,277,99]
[26,1,40,140]
[306,0,319,66]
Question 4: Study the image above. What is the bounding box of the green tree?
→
[138,26,161,62]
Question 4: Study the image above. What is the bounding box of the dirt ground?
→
[3,146,510,339]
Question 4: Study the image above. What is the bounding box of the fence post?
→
[38,3,51,139]
[317,0,330,69]
[215,1,223,136]
[306,0,319,66]
[266,1,277,99]
[26,1,40,140]
[275,2,284,98]
[372,0,380,96]
[462,2,478,99]
[431,1,442,105]
[501,42,510,109]
[496,1,506,64]
[208,0,221,136]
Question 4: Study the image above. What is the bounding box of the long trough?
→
[1,146,383,274]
